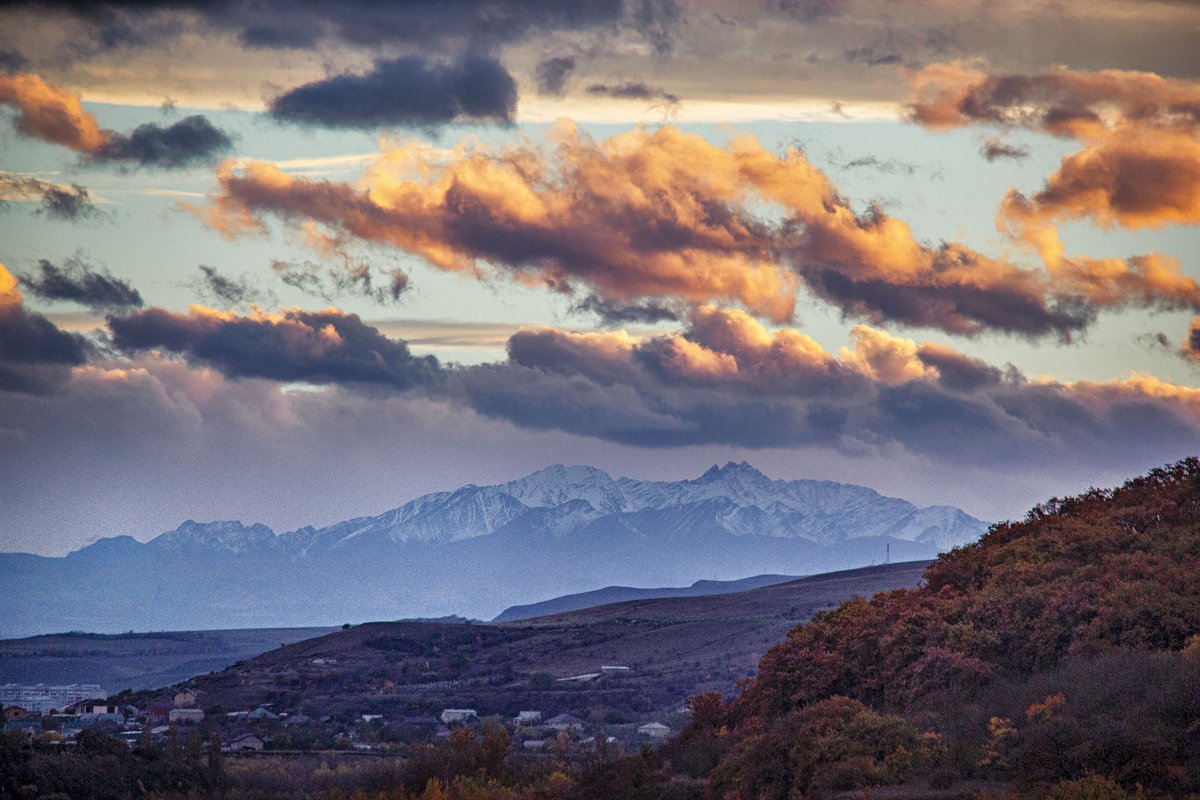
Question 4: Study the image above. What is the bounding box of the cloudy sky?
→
[2,0,1199,555]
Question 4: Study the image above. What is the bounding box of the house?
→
[434,725,452,739]
[361,714,383,723]
[513,710,542,726]
[173,690,197,708]
[4,706,29,722]
[600,665,632,675]
[440,708,478,725]
[281,714,310,727]
[246,707,278,720]
[70,700,111,716]
[638,722,671,738]
[226,733,264,752]
[169,708,204,724]
[403,715,440,727]
[4,719,43,737]
[544,713,585,731]
[145,698,174,724]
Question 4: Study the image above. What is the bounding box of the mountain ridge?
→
[0,463,988,637]
[58,461,987,557]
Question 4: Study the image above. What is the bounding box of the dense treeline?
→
[690,457,1200,798]
[3,460,1197,799]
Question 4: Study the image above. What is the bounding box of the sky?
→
[1,0,1199,555]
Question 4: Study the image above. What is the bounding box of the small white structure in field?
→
[440,709,478,724]
[638,722,670,738]
[168,708,204,724]
[514,710,543,725]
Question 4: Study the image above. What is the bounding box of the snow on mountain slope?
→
[147,520,280,555]
[80,462,989,557]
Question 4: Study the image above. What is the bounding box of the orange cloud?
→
[201,125,1125,339]
[0,73,107,152]
[0,73,232,167]
[908,62,1200,233]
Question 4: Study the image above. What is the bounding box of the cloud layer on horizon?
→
[86,299,1200,472]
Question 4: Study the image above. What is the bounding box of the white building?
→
[638,722,671,738]
[440,709,478,724]
[169,708,204,724]
[0,684,105,713]
[513,710,543,726]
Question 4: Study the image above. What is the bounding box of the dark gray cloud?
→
[0,0,627,51]
[71,301,1200,474]
[39,183,100,220]
[981,137,1030,161]
[269,53,517,129]
[569,293,678,324]
[1184,319,1200,362]
[843,45,902,66]
[1,266,91,394]
[19,257,142,310]
[108,306,440,389]
[270,259,411,305]
[450,313,1200,466]
[779,0,847,21]
[0,49,26,73]
[800,265,1094,342]
[534,56,576,96]
[585,81,679,105]
[92,115,234,168]
[191,264,272,309]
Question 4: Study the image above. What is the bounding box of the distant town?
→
[0,666,679,756]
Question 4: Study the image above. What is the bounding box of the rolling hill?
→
[491,573,802,622]
[145,561,931,719]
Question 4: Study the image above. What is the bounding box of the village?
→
[0,666,683,757]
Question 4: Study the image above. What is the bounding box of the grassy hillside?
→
[0,627,336,691]
[491,573,801,622]
[151,561,929,720]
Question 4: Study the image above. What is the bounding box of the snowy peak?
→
[148,519,280,554]
[500,464,628,514]
[103,463,989,556]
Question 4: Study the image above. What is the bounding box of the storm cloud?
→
[0,263,91,393]
[107,305,441,389]
[269,53,518,129]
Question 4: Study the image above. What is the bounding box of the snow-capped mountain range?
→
[0,463,988,636]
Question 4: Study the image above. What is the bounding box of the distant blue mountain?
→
[492,573,804,622]
[0,463,989,636]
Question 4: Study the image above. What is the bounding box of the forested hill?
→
[679,458,1200,800]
